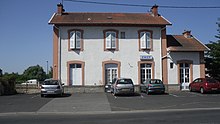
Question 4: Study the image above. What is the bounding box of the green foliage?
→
[205,18,220,81]
[47,66,53,79]
[0,68,2,77]
[23,65,47,81]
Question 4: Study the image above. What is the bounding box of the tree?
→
[0,69,2,77]
[47,66,53,79]
[205,18,220,81]
[23,65,47,81]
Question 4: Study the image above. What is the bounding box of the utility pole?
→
[46,61,48,75]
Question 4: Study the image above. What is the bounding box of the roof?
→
[167,35,209,52]
[49,12,171,26]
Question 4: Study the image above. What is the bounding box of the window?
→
[120,32,125,39]
[170,62,174,69]
[140,63,152,84]
[104,29,119,51]
[138,30,153,51]
[68,29,83,51]
[106,31,116,49]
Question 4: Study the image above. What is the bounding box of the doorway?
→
[180,63,190,90]
[69,64,82,86]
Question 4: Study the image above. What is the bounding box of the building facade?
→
[49,4,209,91]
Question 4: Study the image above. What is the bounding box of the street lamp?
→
[46,61,48,75]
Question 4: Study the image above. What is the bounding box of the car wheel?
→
[146,88,149,95]
[113,89,117,96]
[200,87,205,94]
[189,86,193,92]
[41,94,44,97]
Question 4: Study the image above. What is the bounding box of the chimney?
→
[151,5,159,17]
[183,30,192,38]
[57,3,64,15]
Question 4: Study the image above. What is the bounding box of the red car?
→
[189,78,220,94]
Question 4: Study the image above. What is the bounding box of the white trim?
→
[161,16,172,26]
[48,13,56,24]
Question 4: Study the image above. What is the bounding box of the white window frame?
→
[140,63,152,83]
[105,31,116,49]
[140,31,151,49]
[70,31,81,49]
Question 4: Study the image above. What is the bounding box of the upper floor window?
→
[104,29,119,51]
[68,29,83,51]
[138,30,153,51]
[120,32,125,39]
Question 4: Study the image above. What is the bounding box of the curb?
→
[1,107,220,116]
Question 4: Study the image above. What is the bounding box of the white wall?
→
[167,52,200,85]
[58,26,162,86]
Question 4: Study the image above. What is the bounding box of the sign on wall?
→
[140,55,153,60]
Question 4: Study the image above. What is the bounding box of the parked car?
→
[111,78,134,96]
[140,79,165,95]
[41,79,64,97]
[189,78,220,94]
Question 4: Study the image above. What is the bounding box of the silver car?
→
[41,79,64,97]
[112,78,134,96]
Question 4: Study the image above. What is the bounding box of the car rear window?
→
[43,80,59,85]
[117,79,133,84]
[206,79,218,83]
[149,80,163,84]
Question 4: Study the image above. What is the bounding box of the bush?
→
[0,78,17,95]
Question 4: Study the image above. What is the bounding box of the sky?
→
[0,0,220,74]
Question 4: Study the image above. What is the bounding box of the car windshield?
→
[117,79,133,84]
[206,79,218,83]
[43,80,59,85]
[149,80,163,84]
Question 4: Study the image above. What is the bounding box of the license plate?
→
[212,88,217,90]
[47,91,54,93]
[122,89,130,92]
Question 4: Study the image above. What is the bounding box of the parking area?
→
[106,91,220,111]
[0,91,220,113]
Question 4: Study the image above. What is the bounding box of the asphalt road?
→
[107,91,220,111]
[1,91,220,113]
[0,109,220,124]
[0,94,52,113]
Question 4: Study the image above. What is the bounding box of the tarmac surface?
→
[1,91,220,114]
[38,93,111,113]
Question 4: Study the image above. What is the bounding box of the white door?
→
[105,64,118,84]
[180,63,190,90]
[69,64,82,86]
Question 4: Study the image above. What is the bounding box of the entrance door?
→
[105,64,118,84]
[180,63,190,90]
[69,64,82,86]
[140,63,152,84]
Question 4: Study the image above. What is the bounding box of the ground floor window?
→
[138,61,154,84]
[140,63,152,83]
[102,60,121,85]
[105,64,118,84]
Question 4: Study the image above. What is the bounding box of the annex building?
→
[49,4,209,91]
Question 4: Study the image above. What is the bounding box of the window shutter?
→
[106,32,111,49]
[140,32,146,49]
[111,32,116,49]
[146,32,151,49]
[76,31,81,49]
[70,32,75,49]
